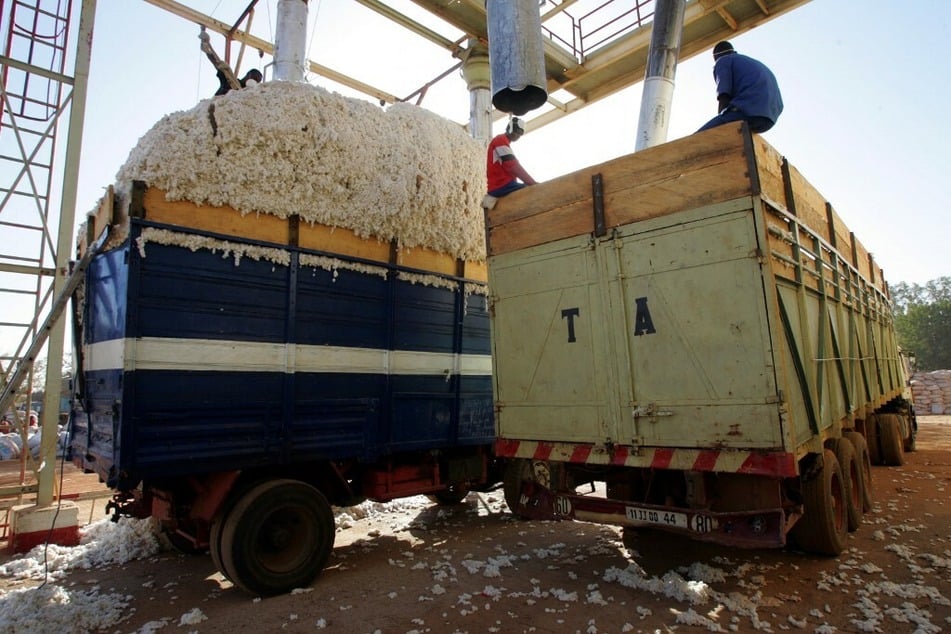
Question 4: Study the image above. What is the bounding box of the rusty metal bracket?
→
[592,173,606,237]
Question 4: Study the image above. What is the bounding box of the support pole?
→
[461,40,492,145]
[37,0,97,507]
[274,0,308,82]
[634,0,685,151]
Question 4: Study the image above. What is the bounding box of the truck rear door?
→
[490,199,785,452]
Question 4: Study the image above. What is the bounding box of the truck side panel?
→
[75,221,493,488]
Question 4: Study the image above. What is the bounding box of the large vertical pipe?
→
[274,0,308,82]
[461,40,492,145]
[486,0,547,116]
[634,0,685,151]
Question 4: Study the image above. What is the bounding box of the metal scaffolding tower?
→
[0,0,96,507]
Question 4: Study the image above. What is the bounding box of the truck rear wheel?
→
[864,415,882,465]
[832,437,863,531]
[503,458,559,518]
[210,511,234,582]
[503,459,532,517]
[219,479,335,596]
[903,417,916,452]
[878,414,905,466]
[843,431,873,512]
[790,450,847,556]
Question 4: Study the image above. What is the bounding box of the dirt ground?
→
[3,417,951,633]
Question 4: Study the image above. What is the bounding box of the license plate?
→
[625,505,688,529]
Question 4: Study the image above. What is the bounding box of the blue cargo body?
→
[71,220,493,491]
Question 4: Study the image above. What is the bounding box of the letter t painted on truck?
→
[562,307,580,342]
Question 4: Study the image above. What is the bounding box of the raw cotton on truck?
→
[70,81,495,596]
[487,122,915,556]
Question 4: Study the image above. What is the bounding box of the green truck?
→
[486,122,915,555]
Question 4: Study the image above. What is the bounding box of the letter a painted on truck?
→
[633,297,656,336]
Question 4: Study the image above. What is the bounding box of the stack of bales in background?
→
[910,370,951,415]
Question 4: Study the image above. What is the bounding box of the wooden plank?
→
[786,164,830,244]
[767,230,796,276]
[397,246,457,276]
[141,187,486,279]
[755,139,890,296]
[488,123,754,255]
[756,136,835,248]
[752,135,786,209]
[464,260,488,282]
[488,122,752,230]
[298,222,391,263]
[143,188,290,244]
[78,187,112,257]
[488,199,590,256]
[854,238,871,283]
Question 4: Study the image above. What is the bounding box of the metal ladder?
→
[0,0,73,414]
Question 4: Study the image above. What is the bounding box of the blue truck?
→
[70,183,495,595]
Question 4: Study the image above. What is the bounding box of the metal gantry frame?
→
[0,0,96,507]
[144,0,808,136]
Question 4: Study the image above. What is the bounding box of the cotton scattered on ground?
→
[0,517,161,632]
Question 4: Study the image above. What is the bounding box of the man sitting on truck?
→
[485,117,538,205]
[697,41,783,134]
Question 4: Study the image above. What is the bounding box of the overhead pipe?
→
[273,0,308,82]
[634,0,685,151]
[486,0,547,116]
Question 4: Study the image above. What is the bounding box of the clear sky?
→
[73,0,950,290]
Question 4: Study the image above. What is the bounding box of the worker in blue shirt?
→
[697,41,783,134]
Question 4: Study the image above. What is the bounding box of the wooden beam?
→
[717,7,739,30]
[353,0,462,56]
[143,0,400,104]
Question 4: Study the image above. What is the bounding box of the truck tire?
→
[864,415,882,466]
[503,458,561,518]
[878,414,905,466]
[219,479,335,596]
[503,459,532,518]
[843,431,873,512]
[832,437,863,531]
[210,477,264,583]
[790,450,847,556]
[210,511,235,582]
[900,413,916,452]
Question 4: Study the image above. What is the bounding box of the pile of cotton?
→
[115,81,487,262]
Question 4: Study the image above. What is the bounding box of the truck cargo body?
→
[487,123,914,553]
[71,184,494,594]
